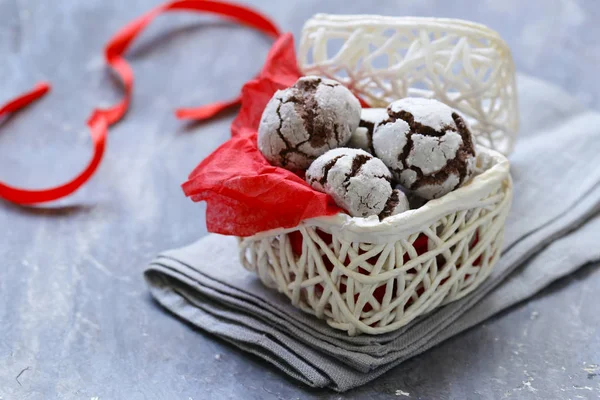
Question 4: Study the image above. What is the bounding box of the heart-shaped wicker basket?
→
[239,14,517,335]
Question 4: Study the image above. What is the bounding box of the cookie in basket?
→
[257,76,361,170]
[306,148,409,219]
[373,98,477,199]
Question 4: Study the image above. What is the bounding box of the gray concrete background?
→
[1,0,599,399]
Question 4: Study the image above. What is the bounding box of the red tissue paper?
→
[182,33,343,237]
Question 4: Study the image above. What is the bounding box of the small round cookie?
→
[372,98,476,199]
[378,189,411,219]
[347,108,388,154]
[257,76,361,170]
[306,148,403,219]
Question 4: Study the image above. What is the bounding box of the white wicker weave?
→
[298,14,519,155]
[238,15,516,335]
[240,147,511,335]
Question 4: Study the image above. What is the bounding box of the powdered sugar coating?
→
[400,169,417,187]
[372,97,476,199]
[413,174,460,199]
[348,108,390,153]
[407,132,463,175]
[388,97,457,132]
[371,119,410,171]
[306,148,395,218]
[348,127,371,152]
[361,108,389,125]
[257,76,361,170]
[378,189,410,219]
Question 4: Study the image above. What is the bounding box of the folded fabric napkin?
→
[145,75,600,391]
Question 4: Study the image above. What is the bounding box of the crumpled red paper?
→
[182,33,343,236]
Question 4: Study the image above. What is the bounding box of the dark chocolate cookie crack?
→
[378,189,400,220]
[292,77,336,149]
[274,97,312,168]
[385,108,474,189]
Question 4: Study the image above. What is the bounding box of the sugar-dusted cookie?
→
[306,148,407,219]
[257,76,361,170]
[373,98,476,199]
[378,189,410,219]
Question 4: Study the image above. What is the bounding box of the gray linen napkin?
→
[144,74,600,391]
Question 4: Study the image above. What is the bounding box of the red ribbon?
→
[0,0,281,204]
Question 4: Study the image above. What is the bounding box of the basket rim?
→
[248,146,510,241]
[303,14,509,47]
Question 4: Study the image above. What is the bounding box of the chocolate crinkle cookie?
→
[372,98,476,199]
[306,148,410,219]
[347,108,388,154]
[378,189,411,219]
[257,76,361,170]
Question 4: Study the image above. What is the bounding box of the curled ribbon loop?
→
[0,0,281,204]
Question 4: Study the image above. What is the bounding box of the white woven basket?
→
[239,15,516,335]
[299,14,519,155]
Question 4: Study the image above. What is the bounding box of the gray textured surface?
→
[0,0,599,399]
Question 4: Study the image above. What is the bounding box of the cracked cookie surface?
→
[257,76,361,170]
[372,98,476,200]
[306,148,407,219]
[378,189,410,219]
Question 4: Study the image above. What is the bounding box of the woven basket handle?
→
[298,14,519,155]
